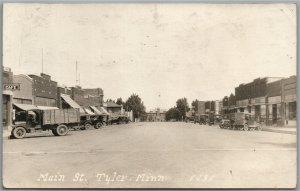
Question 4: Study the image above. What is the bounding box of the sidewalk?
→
[262,126,297,135]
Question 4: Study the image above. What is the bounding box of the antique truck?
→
[12,104,80,139]
[230,112,262,131]
[107,115,130,125]
[185,111,195,123]
[78,113,105,130]
[195,114,209,125]
[219,119,231,129]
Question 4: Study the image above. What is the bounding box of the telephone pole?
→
[41,48,44,73]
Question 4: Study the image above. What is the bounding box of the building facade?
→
[146,108,166,122]
[2,67,14,128]
[282,75,297,126]
[13,74,33,104]
[104,101,122,116]
[235,77,283,125]
[83,88,104,107]
[29,73,58,107]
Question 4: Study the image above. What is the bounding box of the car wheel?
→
[95,122,103,129]
[12,126,26,139]
[84,123,92,130]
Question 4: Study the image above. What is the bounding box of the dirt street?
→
[2,122,297,188]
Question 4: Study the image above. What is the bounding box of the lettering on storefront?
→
[268,96,281,104]
[251,97,265,105]
[3,83,20,91]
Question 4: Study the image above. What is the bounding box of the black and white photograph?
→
[2,3,297,188]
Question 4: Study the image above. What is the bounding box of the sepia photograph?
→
[2,3,297,188]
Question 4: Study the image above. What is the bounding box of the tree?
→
[165,107,181,121]
[106,99,114,103]
[191,99,199,114]
[124,94,146,120]
[116,98,124,107]
[176,98,190,120]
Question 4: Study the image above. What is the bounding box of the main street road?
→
[3,122,297,188]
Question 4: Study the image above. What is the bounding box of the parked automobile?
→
[219,119,231,129]
[196,114,209,125]
[231,112,262,131]
[77,114,106,130]
[107,115,130,125]
[12,104,80,139]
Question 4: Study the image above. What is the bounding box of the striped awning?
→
[84,108,95,115]
[99,107,110,116]
[60,93,85,113]
[36,106,59,110]
[89,106,103,115]
[13,103,38,111]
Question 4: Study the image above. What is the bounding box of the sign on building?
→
[3,83,20,91]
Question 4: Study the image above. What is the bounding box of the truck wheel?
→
[94,122,103,129]
[84,123,92,130]
[52,129,59,136]
[243,124,249,131]
[12,126,26,139]
[256,125,262,131]
[56,124,68,136]
[73,126,81,131]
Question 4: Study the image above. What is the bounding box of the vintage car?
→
[197,114,209,125]
[219,119,231,129]
[231,112,262,131]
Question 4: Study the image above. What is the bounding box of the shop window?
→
[288,102,296,120]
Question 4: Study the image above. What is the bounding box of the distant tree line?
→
[165,98,190,121]
[107,94,146,120]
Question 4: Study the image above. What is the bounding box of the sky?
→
[3,3,296,111]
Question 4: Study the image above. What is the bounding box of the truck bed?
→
[43,109,80,125]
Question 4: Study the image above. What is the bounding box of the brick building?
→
[83,88,104,107]
[235,77,283,125]
[282,76,297,126]
[2,67,14,128]
[28,73,58,107]
[146,108,166,122]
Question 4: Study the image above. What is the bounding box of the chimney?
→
[41,73,51,80]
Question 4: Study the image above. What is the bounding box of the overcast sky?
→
[3,3,296,110]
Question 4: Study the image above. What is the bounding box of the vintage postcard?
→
[2,3,297,188]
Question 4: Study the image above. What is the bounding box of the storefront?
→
[282,76,297,126]
[250,97,267,124]
[267,96,282,126]
[2,91,13,129]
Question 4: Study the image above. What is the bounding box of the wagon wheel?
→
[243,124,249,131]
[12,126,26,139]
[84,123,92,130]
[94,122,103,129]
[55,124,69,136]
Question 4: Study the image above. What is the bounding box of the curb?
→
[262,128,297,135]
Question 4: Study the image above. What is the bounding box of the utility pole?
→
[75,61,78,86]
[41,48,44,73]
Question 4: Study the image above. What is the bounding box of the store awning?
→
[84,108,95,115]
[36,106,59,110]
[90,106,103,115]
[99,107,110,116]
[13,103,39,111]
[60,93,85,113]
